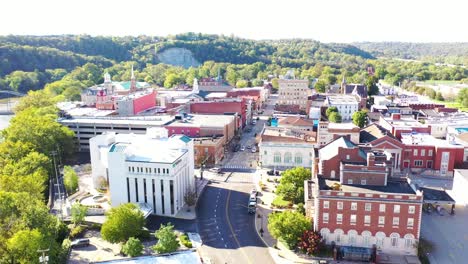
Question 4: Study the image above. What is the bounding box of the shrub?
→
[272,196,290,209]
[70,225,85,238]
[179,233,192,248]
[122,237,144,257]
[296,203,305,215]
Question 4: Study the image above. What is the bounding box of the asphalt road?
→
[197,180,273,264]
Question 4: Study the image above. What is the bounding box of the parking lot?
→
[421,204,468,264]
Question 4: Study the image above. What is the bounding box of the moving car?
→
[248,201,256,214]
[267,170,275,175]
[71,238,90,248]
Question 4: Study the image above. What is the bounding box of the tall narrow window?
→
[152,179,156,213]
[126,177,130,202]
[135,178,139,202]
[170,180,175,215]
[143,179,147,203]
[161,180,165,214]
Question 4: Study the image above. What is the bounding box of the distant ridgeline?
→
[0,33,466,94]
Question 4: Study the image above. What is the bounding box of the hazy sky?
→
[1,0,467,42]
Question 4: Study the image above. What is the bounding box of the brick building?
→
[379,114,431,139]
[318,137,392,181]
[189,99,247,128]
[193,136,225,167]
[305,177,423,255]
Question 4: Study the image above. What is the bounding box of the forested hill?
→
[0,33,467,96]
[353,42,468,66]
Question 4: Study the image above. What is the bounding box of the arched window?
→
[274,152,281,163]
[295,153,303,164]
[376,232,386,249]
[404,234,415,249]
[334,229,344,245]
[390,233,400,248]
[362,231,372,247]
[348,230,358,246]
[284,152,292,163]
[320,228,330,243]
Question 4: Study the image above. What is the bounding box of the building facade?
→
[325,95,359,121]
[277,78,310,111]
[259,127,315,169]
[317,121,360,146]
[89,128,195,217]
[193,136,225,167]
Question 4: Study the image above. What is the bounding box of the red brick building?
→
[305,177,423,255]
[189,99,247,128]
[193,136,225,166]
[379,114,431,139]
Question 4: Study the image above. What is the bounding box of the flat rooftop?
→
[108,134,189,164]
[59,115,175,127]
[261,127,315,143]
[167,114,235,128]
[320,178,417,195]
[383,116,428,129]
[327,95,359,105]
[401,133,461,148]
[327,122,360,130]
[419,187,455,203]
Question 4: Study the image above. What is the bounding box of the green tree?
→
[13,90,56,113]
[268,211,311,248]
[63,166,79,194]
[3,106,75,159]
[352,110,367,128]
[153,223,179,254]
[164,73,181,88]
[236,79,249,88]
[457,88,468,107]
[325,106,338,117]
[276,167,311,204]
[328,112,342,123]
[314,80,326,93]
[271,78,279,90]
[7,229,47,264]
[122,237,144,257]
[435,91,444,101]
[366,75,379,96]
[101,203,145,243]
[71,203,88,226]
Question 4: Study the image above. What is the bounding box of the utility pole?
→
[37,249,49,264]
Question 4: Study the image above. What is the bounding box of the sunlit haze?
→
[1,0,467,42]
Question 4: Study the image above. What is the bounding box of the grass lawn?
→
[418,80,463,86]
[433,100,468,112]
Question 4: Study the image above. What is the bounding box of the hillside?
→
[0,33,466,95]
[353,42,468,66]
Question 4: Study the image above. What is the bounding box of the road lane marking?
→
[225,189,253,264]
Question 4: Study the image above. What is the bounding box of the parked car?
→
[251,147,257,153]
[250,188,258,196]
[209,167,221,173]
[267,170,275,175]
[275,170,281,176]
[240,145,245,151]
[252,120,257,125]
[248,201,256,214]
[249,193,257,202]
[71,238,90,248]
[247,145,252,149]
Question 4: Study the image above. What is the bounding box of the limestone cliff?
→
[156,48,201,68]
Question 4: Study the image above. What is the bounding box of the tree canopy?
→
[153,223,179,254]
[276,167,311,204]
[328,112,342,123]
[101,203,145,243]
[352,110,368,128]
[268,211,311,249]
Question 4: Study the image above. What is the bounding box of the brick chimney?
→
[367,152,375,166]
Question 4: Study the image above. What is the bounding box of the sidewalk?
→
[175,178,210,220]
[253,170,328,264]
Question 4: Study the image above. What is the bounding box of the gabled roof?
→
[278,116,314,127]
[319,136,366,161]
[343,84,367,98]
[360,123,396,143]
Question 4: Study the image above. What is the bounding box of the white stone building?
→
[258,127,315,169]
[317,121,360,146]
[89,128,195,217]
[325,95,359,121]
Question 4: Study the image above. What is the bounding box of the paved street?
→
[197,179,273,264]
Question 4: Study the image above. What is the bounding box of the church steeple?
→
[130,64,137,93]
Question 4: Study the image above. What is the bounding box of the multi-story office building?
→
[277,73,310,111]
[89,128,194,217]
[325,95,359,121]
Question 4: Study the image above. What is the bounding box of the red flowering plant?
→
[297,230,323,255]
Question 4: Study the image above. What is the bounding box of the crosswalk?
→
[222,165,256,173]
